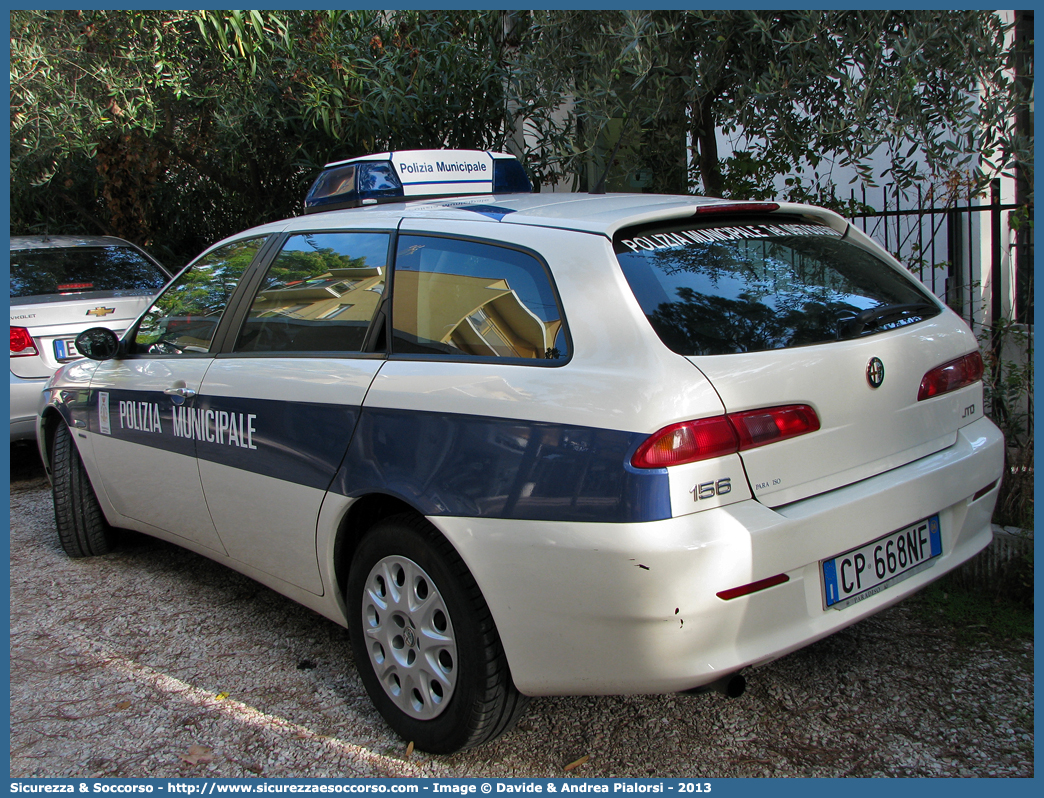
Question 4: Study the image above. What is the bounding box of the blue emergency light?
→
[304,150,532,214]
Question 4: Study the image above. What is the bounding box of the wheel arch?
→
[332,492,430,607]
[38,405,67,475]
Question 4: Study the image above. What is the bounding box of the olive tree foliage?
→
[12,10,1030,264]
[510,10,1031,206]
[11,10,514,265]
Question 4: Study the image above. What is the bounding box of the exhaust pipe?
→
[682,672,746,699]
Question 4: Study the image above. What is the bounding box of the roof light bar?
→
[304,149,532,214]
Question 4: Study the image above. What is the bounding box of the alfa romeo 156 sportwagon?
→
[39,149,1002,754]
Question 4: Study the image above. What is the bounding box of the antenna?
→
[590,133,624,195]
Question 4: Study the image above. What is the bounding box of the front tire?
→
[51,423,115,558]
[346,513,527,753]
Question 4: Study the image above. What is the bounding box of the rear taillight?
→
[917,351,984,401]
[10,326,38,357]
[729,405,821,449]
[631,417,739,468]
[631,404,820,469]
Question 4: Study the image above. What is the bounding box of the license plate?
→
[822,515,941,609]
[54,338,79,361]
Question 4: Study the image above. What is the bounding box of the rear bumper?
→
[434,417,1004,695]
[10,371,48,441]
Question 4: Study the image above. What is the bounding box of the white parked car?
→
[38,150,1002,754]
[10,235,171,440]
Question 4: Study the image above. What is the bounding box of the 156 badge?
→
[690,478,731,502]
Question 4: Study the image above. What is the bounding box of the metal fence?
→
[846,179,1034,330]
[949,526,1033,593]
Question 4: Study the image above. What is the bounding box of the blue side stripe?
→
[192,395,357,491]
[84,389,357,492]
[334,407,672,523]
[78,390,672,524]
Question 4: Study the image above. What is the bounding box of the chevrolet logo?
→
[86,307,116,317]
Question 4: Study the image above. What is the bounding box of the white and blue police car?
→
[39,149,1003,754]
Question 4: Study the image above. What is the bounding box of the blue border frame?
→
[5,5,1038,792]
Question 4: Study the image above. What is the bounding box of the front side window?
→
[234,232,389,353]
[391,235,568,361]
[615,218,941,356]
[131,237,267,355]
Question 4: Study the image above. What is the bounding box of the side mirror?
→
[75,327,121,361]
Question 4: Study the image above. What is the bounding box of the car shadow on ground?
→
[10,441,47,483]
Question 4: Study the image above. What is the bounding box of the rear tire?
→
[346,513,528,753]
[51,423,115,558]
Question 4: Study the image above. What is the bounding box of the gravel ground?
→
[9,447,1034,779]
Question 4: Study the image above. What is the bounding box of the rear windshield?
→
[615,218,941,356]
[9,245,169,300]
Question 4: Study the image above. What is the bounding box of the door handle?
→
[163,387,197,399]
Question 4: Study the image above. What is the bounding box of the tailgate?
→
[612,209,986,507]
[688,314,985,506]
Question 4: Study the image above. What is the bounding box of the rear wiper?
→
[837,301,938,339]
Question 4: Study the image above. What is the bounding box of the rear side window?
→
[9,245,168,300]
[234,231,389,354]
[391,235,568,361]
[615,218,941,356]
